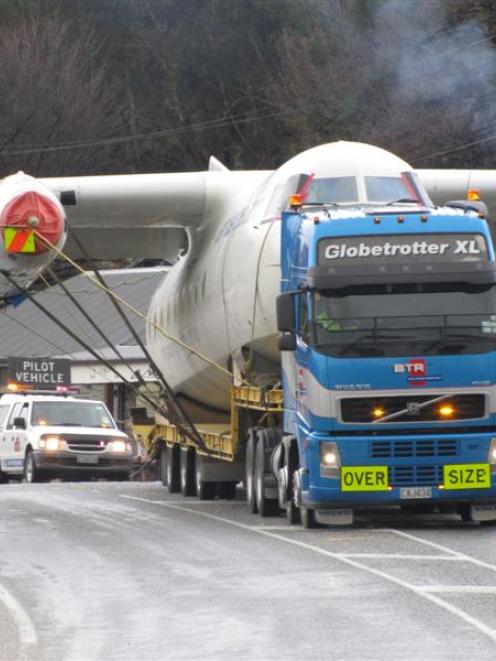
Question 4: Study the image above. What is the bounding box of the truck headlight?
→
[489,438,496,471]
[110,440,128,453]
[39,436,64,451]
[320,441,340,477]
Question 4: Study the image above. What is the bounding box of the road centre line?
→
[0,580,38,660]
[122,495,496,644]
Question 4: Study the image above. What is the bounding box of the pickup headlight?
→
[109,440,129,453]
[320,441,340,477]
[39,436,64,451]
[489,438,496,472]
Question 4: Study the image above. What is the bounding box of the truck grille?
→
[61,435,110,452]
[390,465,443,486]
[372,438,458,458]
[341,394,485,423]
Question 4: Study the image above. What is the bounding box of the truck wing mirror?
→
[279,332,297,351]
[13,417,26,430]
[276,292,297,332]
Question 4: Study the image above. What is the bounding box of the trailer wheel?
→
[160,444,168,487]
[245,428,259,513]
[300,506,318,529]
[180,448,197,497]
[166,445,180,493]
[218,482,237,500]
[254,431,280,517]
[195,460,217,500]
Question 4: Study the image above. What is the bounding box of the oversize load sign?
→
[8,357,71,386]
[318,233,488,265]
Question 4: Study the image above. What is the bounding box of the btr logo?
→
[393,359,426,375]
[394,359,427,386]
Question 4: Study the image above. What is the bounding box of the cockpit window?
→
[307,177,358,204]
[365,176,413,203]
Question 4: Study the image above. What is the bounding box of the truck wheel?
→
[254,432,280,517]
[245,429,259,513]
[160,444,168,486]
[195,461,217,500]
[300,506,318,529]
[24,450,44,484]
[218,482,237,500]
[0,470,8,485]
[286,498,300,524]
[166,445,180,493]
[180,448,196,497]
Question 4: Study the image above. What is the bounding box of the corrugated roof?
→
[0,268,168,361]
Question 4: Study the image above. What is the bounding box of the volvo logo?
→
[406,402,421,416]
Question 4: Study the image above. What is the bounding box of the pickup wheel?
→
[195,460,217,500]
[218,482,237,500]
[245,428,259,513]
[180,448,196,497]
[166,445,180,493]
[159,444,168,486]
[254,431,280,517]
[300,506,318,529]
[24,450,45,484]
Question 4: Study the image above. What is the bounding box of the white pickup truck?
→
[0,392,133,483]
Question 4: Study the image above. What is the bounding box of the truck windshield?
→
[31,402,115,428]
[311,283,496,357]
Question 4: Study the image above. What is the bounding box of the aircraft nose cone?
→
[0,191,64,253]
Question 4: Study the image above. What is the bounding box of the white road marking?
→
[0,581,37,660]
[335,553,465,561]
[419,586,496,594]
[376,528,496,574]
[122,495,496,644]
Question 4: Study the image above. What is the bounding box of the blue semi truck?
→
[274,192,496,527]
[149,173,496,528]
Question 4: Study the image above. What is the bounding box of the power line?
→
[0,108,294,157]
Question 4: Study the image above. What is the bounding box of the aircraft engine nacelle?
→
[0,172,67,304]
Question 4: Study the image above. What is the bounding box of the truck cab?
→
[0,391,133,483]
[277,177,496,526]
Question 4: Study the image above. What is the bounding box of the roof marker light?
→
[467,188,481,201]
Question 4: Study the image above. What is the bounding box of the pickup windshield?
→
[31,402,115,428]
[311,283,496,357]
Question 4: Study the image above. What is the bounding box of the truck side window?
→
[7,403,23,429]
[298,294,310,344]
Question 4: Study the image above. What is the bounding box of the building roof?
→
[0,268,168,361]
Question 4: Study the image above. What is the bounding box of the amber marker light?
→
[439,484,445,490]
[289,194,302,208]
[6,382,18,391]
[439,404,455,417]
[467,188,481,201]
[372,407,385,418]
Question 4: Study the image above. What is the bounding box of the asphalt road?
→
[0,481,495,661]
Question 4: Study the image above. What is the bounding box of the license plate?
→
[443,463,491,490]
[400,487,432,499]
[471,504,496,522]
[76,454,99,465]
[315,509,353,526]
[341,466,389,492]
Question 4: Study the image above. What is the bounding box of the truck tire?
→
[195,460,217,500]
[160,444,168,486]
[166,445,180,493]
[300,506,318,529]
[254,430,280,517]
[245,428,259,513]
[0,470,8,484]
[180,448,196,497]
[24,450,45,484]
[218,482,237,500]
